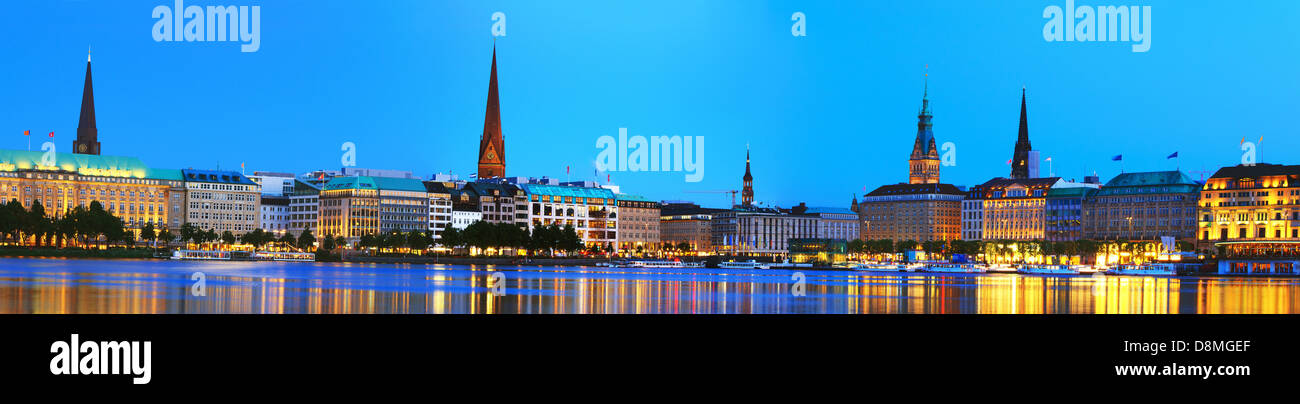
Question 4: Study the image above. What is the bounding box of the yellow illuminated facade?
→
[1197,164,1300,250]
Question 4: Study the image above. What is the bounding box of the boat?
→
[923,263,986,274]
[171,250,231,261]
[252,251,316,262]
[626,259,704,268]
[1017,264,1083,275]
[853,262,919,272]
[1106,263,1177,276]
[719,259,771,269]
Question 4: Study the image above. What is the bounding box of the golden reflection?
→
[3,260,1300,313]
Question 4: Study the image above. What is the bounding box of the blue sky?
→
[2,0,1297,209]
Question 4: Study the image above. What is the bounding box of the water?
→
[1,257,1298,314]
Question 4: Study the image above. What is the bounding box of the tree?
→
[406,230,428,253]
[220,231,237,247]
[140,222,157,244]
[26,200,50,247]
[158,227,175,247]
[441,227,464,251]
[297,228,316,250]
[560,224,582,255]
[321,233,338,251]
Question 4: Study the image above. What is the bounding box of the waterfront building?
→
[249,172,296,196]
[964,177,1062,241]
[477,46,506,179]
[859,184,964,242]
[788,238,848,265]
[72,52,101,155]
[522,183,618,247]
[616,194,661,253]
[451,206,482,230]
[806,207,860,241]
[1083,171,1199,242]
[259,195,291,235]
[855,84,963,242]
[317,176,426,242]
[423,181,454,240]
[181,169,261,235]
[711,207,818,257]
[0,149,177,238]
[659,202,721,252]
[1045,187,1095,241]
[461,182,529,229]
[288,179,320,237]
[1197,164,1300,258]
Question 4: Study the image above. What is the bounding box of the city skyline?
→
[3,1,1298,209]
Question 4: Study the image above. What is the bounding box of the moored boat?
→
[923,263,986,273]
[1106,263,1177,276]
[719,259,771,270]
[1017,264,1083,275]
[171,250,231,261]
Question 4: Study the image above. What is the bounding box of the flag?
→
[1111,155,1123,161]
[566,166,570,174]
[469,173,477,179]
[23,130,29,137]
[1006,159,1012,165]
[48,131,54,138]
[1167,152,1178,159]
[1044,157,1052,162]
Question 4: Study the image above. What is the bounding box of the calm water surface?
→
[1,257,1298,314]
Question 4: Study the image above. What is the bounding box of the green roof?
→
[521,183,615,200]
[616,193,655,202]
[0,148,150,178]
[1097,171,1199,196]
[324,176,426,192]
[145,168,184,181]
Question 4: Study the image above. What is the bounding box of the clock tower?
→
[908,77,940,184]
[72,52,100,155]
[477,45,505,179]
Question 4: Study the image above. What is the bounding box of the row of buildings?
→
[6,50,1297,268]
[849,79,1300,266]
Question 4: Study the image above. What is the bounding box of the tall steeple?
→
[741,145,754,207]
[908,73,940,184]
[477,45,505,179]
[73,48,100,155]
[1010,87,1032,179]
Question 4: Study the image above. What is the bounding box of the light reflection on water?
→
[1,258,1298,314]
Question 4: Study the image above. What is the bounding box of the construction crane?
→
[685,190,738,208]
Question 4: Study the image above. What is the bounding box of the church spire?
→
[741,145,754,207]
[73,50,100,155]
[1010,87,1032,179]
[477,45,505,179]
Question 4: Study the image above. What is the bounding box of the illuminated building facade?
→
[855,84,964,243]
[857,184,963,242]
[963,177,1063,241]
[807,207,860,241]
[181,169,261,235]
[422,181,453,241]
[288,180,320,237]
[711,207,818,257]
[0,149,176,239]
[318,176,428,242]
[461,182,530,229]
[1083,171,1199,242]
[1045,186,1094,241]
[659,202,721,252]
[522,183,619,247]
[616,194,660,252]
[1197,164,1300,260]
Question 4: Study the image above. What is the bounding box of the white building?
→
[452,208,482,230]
[260,195,291,235]
[288,179,320,238]
[249,172,296,197]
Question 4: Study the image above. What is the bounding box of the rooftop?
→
[182,169,258,185]
[0,148,151,179]
[324,176,426,192]
[866,182,965,197]
[521,183,615,200]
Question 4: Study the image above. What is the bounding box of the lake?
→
[1,257,1298,314]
